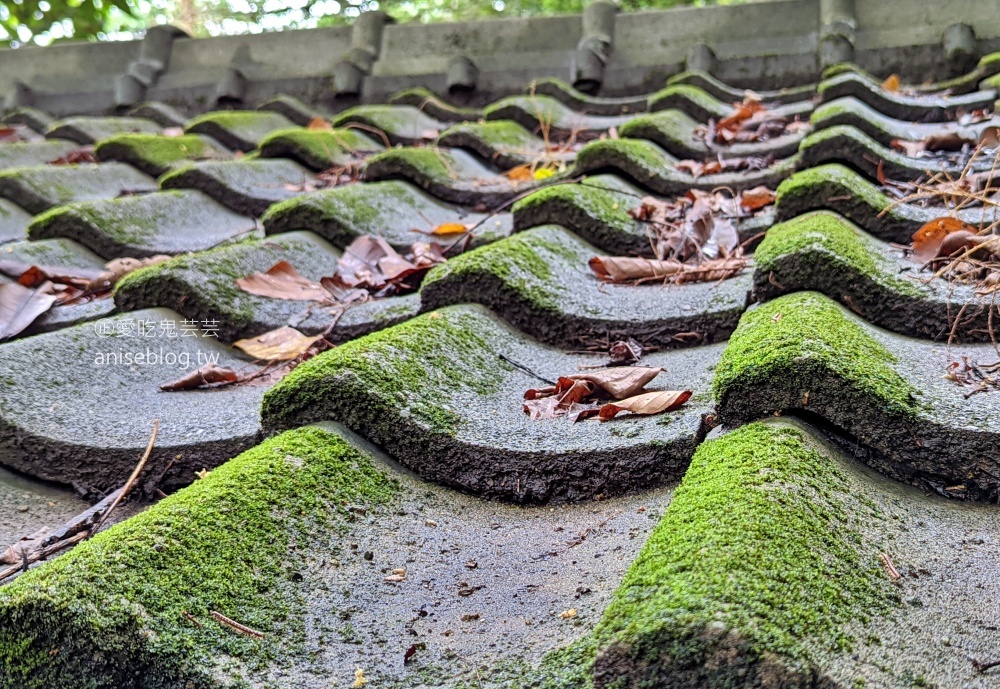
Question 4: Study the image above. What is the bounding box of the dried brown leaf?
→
[597,390,692,421]
[307,117,333,131]
[569,366,663,399]
[588,256,684,282]
[160,363,240,391]
[881,74,901,92]
[911,217,977,263]
[0,282,57,340]
[236,260,332,302]
[739,186,776,212]
[233,326,322,361]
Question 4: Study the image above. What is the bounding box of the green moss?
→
[755,212,921,296]
[821,62,865,80]
[441,119,539,149]
[483,94,565,126]
[257,127,381,169]
[618,110,700,147]
[363,146,453,182]
[776,164,892,215]
[332,105,423,134]
[95,134,210,171]
[513,181,632,228]
[978,51,1000,72]
[262,180,415,238]
[184,110,278,133]
[713,293,920,418]
[591,421,896,680]
[646,84,727,118]
[575,138,668,175]
[0,426,398,688]
[262,306,504,434]
[422,229,577,309]
[387,87,480,118]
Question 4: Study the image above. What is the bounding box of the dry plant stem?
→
[210,610,266,638]
[0,530,88,583]
[341,122,392,149]
[463,176,584,233]
[92,419,159,534]
[880,552,902,580]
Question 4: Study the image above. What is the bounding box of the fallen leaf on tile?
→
[596,389,692,421]
[160,363,240,391]
[233,326,322,361]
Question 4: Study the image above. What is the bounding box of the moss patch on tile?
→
[776,163,893,215]
[618,110,701,149]
[574,138,669,176]
[513,181,632,228]
[95,134,213,175]
[421,228,576,310]
[440,120,541,150]
[589,421,897,685]
[755,212,921,297]
[713,292,920,418]
[483,95,565,127]
[262,306,504,434]
[363,146,454,183]
[646,84,728,119]
[0,425,398,689]
[257,127,382,170]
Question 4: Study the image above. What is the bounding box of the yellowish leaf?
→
[431,222,470,235]
[307,117,332,130]
[533,167,555,180]
[881,74,901,92]
[233,326,322,361]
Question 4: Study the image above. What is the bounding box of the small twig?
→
[181,611,204,628]
[210,610,265,638]
[971,657,1000,673]
[92,419,159,535]
[879,552,902,580]
[498,353,556,385]
[0,531,89,583]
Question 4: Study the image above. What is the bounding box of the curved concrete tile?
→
[387,87,482,122]
[483,94,632,135]
[530,77,649,115]
[262,178,512,250]
[0,162,158,215]
[775,164,1000,245]
[0,140,78,170]
[94,133,232,177]
[0,237,115,334]
[184,110,297,151]
[420,225,751,347]
[801,125,996,183]
[573,137,799,195]
[753,211,992,342]
[331,105,444,146]
[812,96,1000,148]
[817,72,996,122]
[113,230,418,343]
[28,189,258,259]
[0,308,264,491]
[159,158,316,216]
[619,108,806,160]
[46,116,162,145]
[362,146,555,206]
[262,304,722,503]
[512,173,775,255]
[666,69,815,104]
[715,291,1000,500]
[256,127,383,171]
[648,84,813,122]
[437,119,576,169]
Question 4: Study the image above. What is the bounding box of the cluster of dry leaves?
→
[0,255,169,340]
[160,234,450,391]
[588,187,776,285]
[523,365,691,422]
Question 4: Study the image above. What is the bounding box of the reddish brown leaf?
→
[160,363,240,391]
[739,186,776,212]
[233,326,322,361]
[0,282,56,340]
[911,217,977,263]
[597,390,692,421]
[48,148,97,165]
[979,126,1000,148]
[235,261,332,302]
